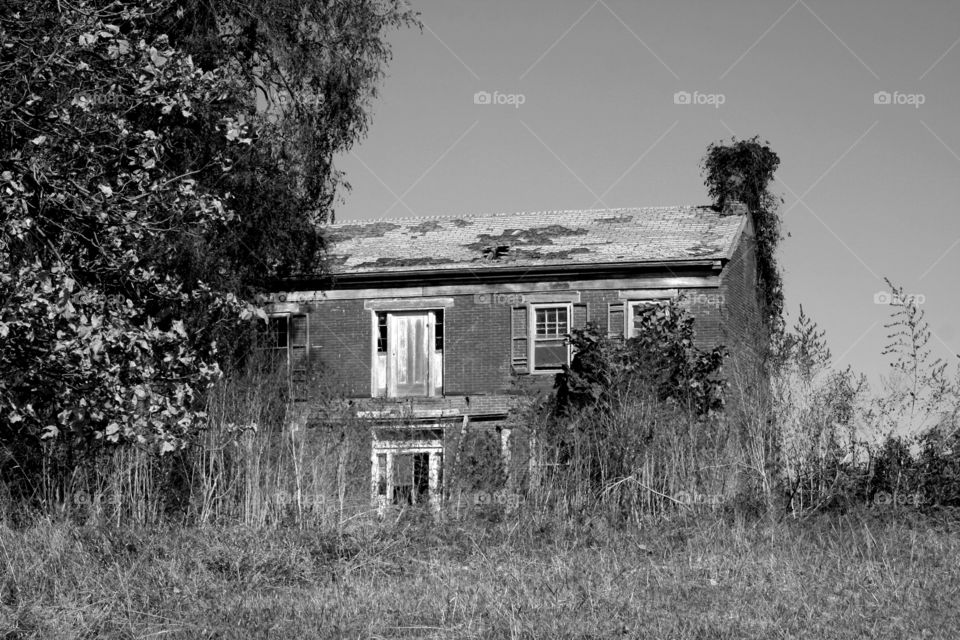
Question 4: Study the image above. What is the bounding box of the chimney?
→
[722,199,749,216]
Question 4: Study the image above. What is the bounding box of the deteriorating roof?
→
[324,206,746,274]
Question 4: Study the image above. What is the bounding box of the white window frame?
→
[625,300,668,338]
[528,302,572,374]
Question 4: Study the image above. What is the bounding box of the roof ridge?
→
[327,204,714,227]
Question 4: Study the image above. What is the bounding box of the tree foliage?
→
[555,301,728,418]
[700,136,784,330]
[0,0,416,472]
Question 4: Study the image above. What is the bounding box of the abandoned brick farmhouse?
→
[266,204,763,508]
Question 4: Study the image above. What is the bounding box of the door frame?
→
[371,435,443,512]
[371,309,443,398]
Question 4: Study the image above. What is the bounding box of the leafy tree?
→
[0,0,416,492]
[700,136,784,331]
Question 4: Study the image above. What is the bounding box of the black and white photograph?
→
[2,0,959,637]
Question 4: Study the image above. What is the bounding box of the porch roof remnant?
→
[323,205,746,275]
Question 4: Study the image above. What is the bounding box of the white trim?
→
[371,437,443,511]
[618,288,678,300]
[521,292,581,303]
[370,310,380,396]
[265,302,303,314]
[364,297,454,310]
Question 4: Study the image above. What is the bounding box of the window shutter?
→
[608,302,625,338]
[511,305,528,373]
[572,302,588,329]
[289,314,309,400]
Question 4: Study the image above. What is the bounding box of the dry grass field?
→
[2,507,958,639]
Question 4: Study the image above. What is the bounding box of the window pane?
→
[534,340,567,369]
[535,306,568,337]
[269,317,288,348]
[377,313,388,353]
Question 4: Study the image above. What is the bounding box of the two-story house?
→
[266,204,763,508]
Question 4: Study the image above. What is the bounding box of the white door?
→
[388,312,431,397]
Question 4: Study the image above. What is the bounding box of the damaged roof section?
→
[323,206,746,274]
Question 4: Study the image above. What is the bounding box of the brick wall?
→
[717,216,766,364]
[304,298,370,398]
[300,239,762,400]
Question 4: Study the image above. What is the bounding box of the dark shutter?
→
[572,302,588,329]
[511,305,528,373]
[608,302,625,338]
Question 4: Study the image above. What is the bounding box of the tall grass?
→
[520,368,775,526]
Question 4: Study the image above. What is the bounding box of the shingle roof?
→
[324,206,745,274]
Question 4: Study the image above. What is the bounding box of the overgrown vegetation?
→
[3,511,960,638]
[0,0,417,504]
[701,136,785,330]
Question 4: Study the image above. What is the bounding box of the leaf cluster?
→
[554,301,728,419]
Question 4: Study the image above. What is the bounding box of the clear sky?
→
[333,0,960,385]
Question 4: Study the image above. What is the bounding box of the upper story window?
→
[531,304,570,373]
[626,300,667,338]
[267,313,309,395]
